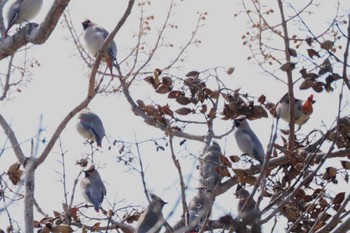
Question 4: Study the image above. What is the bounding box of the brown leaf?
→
[175,107,193,116]
[229,155,240,163]
[156,84,171,94]
[136,99,145,108]
[320,40,334,51]
[305,37,313,46]
[69,207,78,220]
[159,105,174,117]
[280,62,296,72]
[7,162,23,185]
[91,222,101,231]
[52,224,73,233]
[200,104,207,114]
[341,161,350,169]
[252,105,268,118]
[219,155,231,167]
[333,192,345,205]
[226,67,235,75]
[176,96,191,105]
[210,90,220,99]
[185,70,200,78]
[167,90,183,99]
[257,95,266,104]
[162,76,173,87]
[207,107,216,119]
[240,175,257,185]
[307,49,320,58]
[312,82,324,93]
[287,48,297,57]
[299,78,314,90]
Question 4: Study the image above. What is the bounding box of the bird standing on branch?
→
[3,0,43,38]
[76,108,106,147]
[82,19,118,76]
[80,165,106,212]
[275,93,315,129]
[234,115,265,164]
[135,193,167,233]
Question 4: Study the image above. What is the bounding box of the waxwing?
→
[199,141,223,191]
[3,0,43,37]
[234,116,265,164]
[135,193,167,233]
[275,93,314,127]
[187,187,214,232]
[80,165,106,212]
[81,19,118,75]
[76,108,106,147]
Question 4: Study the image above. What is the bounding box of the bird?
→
[76,108,106,147]
[135,193,167,233]
[275,93,314,128]
[81,19,118,76]
[233,115,265,164]
[187,187,214,232]
[80,165,106,212]
[3,0,43,38]
[199,141,223,192]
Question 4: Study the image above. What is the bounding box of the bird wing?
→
[6,0,22,28]
[241,128,265,161]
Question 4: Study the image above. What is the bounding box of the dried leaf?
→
[91,222,100,231]
[52,224,73,233]
[207,107,216,119]
[341,160,350,169]
[240,175,257,185]
[305,37,313,46]
[280,62,296,72]
[185,71,200,78]
[175,107,193,115]
[162,76,172,87]
[333,192,345,205]
[257,95,266,104]
[168,90,183,99]
[156,84,171,94]
[210,90,220,99]
[176,96,191,105]
[299,78,314,90]
[312,82,324,93]
[287,48,297,57]
[200,104,207,114]
[159,105,174,117]
[307,49,320,58]
[7,162,23,185]
[226,67,235,75]
[320,40,334,51]
[229,155,240,163]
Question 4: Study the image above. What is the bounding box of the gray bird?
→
[275,93,314,127]
[199,141,223,191]
[135,193,167,233]
[81,19,118,75]
[80,165,106,212]
[76,108,106,147]
[187,187,214,232]
[3,0,43,37]
[234,115,265,164]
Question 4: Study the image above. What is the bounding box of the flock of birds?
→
[2,0,315,231]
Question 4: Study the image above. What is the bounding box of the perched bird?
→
[187,187,213,232]
[3,0,43,38]
[234,115,265,164]
[81,19,118,75]
[275,93,314,128]
[135,193,167,233]
[76,108,106,147]
[199,141,223,191]
[80,165,106,212]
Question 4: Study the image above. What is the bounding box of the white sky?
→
[1,0,350,232]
